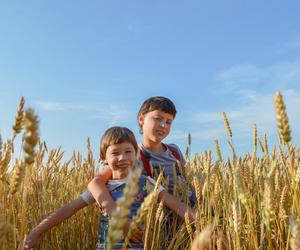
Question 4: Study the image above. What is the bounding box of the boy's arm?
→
[24,197,88,249]
[88,168,143,242]
[88,167,116,214]
[158,190,195,222]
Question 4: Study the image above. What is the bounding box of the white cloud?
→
[167,130,189,141]
[285,38,300,50]
[186,90,300,142]
[215,60,300,91]
[36,101,66,111]
[215,64,265,89]
[213,59,300,140]
[93,104,134,125]
[173,58,300,155]
[190,112,223,124]
[36,100,135,125]
[36,101,94,112]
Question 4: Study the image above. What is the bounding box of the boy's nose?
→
[159,120,166,127]
[118,154,126,160]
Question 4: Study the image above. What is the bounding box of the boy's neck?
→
[142,139,165,153]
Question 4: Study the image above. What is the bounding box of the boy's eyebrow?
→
[156,115,173,121]
[109,148,119,152]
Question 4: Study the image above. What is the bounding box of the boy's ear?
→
[138,114,144,126]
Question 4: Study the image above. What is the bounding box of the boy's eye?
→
[152,116,172,126]
[125,150,133,154]
[153,117,162,122]
[111,152,119,156]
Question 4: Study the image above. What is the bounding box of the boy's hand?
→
[23,231,41,250]
[123,219,143,243]
[129,225,143,243]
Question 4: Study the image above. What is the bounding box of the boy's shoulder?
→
[165,143,181,153]
[138,143,184,162]
[138,143,182,153]
[165,143,184,159]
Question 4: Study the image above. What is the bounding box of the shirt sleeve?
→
[80,190,96,205]
[146,176,165,194]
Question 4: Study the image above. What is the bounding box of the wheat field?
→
[1,92,300,250]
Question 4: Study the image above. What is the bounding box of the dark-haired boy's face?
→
[139,110,174,143]
[104,142,136,179]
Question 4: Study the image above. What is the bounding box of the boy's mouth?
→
[116,163,131,169]
[156,130,165,136]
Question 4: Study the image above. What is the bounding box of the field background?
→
[1,93,300,250]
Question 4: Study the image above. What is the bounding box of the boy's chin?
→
[150,134,166,141]
[153,136,166,142]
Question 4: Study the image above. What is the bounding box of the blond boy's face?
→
[104,142,136,179]
[139,110,174,143]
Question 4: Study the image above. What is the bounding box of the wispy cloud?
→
[173,57,300,154]
[185,90,300,142]
[35,101,135,124]
[169,128,225,141]
[215,60,300,92]
[285,39,300,50]
[213,58,300,139]
[93,104,135,125]
[36,101,88,112]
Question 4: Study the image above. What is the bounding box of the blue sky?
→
[1,1,300,161]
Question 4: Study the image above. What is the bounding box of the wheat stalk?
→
[274,91,291,145]
[122,191,158,249]
[290,215,300,250]
[222,112,232,138]
[253,124,257,155]
[12,96,25,140]
[190,225,213,250]
[0,140,12,180]
[185,209,194,243]
[23,108,39,166]
[214,138,223,163]
[107,167,141,250]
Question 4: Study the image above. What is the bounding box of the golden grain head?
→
[253,124,257,148]
[10,160,25,195]
[191,226,213,250]
[12,96,25,137]
[274,91,292,144]
[222,112,233,138]
[290,215,300,250]
[23,108,39,165]
[214,138,223,163]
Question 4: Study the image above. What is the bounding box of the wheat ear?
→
[185,209,194,243]
[290,215,300,250]
[190,225,213,250]
[9,160,25,194]
[274,91,291,144]
[222,112,232,138]
[122,191,158,250]
[107,167,141,250]
[214,138,223,163]
[0,140,12,180]
[12,96,25,139]
[23,108,39,165]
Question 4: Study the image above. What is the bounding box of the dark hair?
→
[137,96,177,132]
[100,127,138,161]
